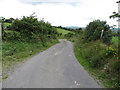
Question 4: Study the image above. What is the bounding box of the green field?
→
[56,28,74,35]
[4,23,12,28]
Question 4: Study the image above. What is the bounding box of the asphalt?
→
[2,39,101,88]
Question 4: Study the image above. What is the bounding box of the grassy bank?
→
[2,15,59,79]
[74,37,119,88]
[2,40,58,77]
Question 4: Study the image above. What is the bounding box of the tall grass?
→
[2,40,58,77]
[111,36,118,48]
[74,35,119,88]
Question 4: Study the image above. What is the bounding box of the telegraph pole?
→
[0,22,2,51]
[117,1,120,29]
[0,21,2,87]
[100,29,104,39]
[0,22,1,40]
[0,22,1,37]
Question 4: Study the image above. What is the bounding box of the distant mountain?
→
[64,26,85,29]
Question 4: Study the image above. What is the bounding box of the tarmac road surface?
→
[3,39,101,88]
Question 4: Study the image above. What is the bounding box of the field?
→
[56,28,74,35]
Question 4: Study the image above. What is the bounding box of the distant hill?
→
[111,28,119,32]
[64,26,85,29]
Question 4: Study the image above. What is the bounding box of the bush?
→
[3,31,21,41]
[77,40,107,68]
[3,15,58,42]
[84,19,112,44]
[89,51,106,68]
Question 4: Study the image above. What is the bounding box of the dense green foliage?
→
[2,16,58,77]
[74,38,119,88]
[2,16,58,42]
[64,19,120,88]
[62,17,120,88]
[64,33,74,38]
[84,20,112,44]
[3,23,11,29]
[3,31,20,41]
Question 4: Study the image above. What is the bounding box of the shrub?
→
[3,31,21,41]
[84,19,112,44]
[89,51,106,68]
[3,15,58,42]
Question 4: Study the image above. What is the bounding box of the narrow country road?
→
[3,39,101,88]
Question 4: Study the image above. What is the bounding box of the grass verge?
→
[74,39,119,88]
[2,40,58,78]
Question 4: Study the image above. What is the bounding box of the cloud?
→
[0,0,35,18]
[19,0,83,3]
[18,0,83,6]
[0,0,118,27]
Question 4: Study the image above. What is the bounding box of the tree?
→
[84,19,112,44]
[4,18,14,23]
[109,12,120,19]
[109,1,120,19]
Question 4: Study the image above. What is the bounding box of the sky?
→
[0,0,118,27]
